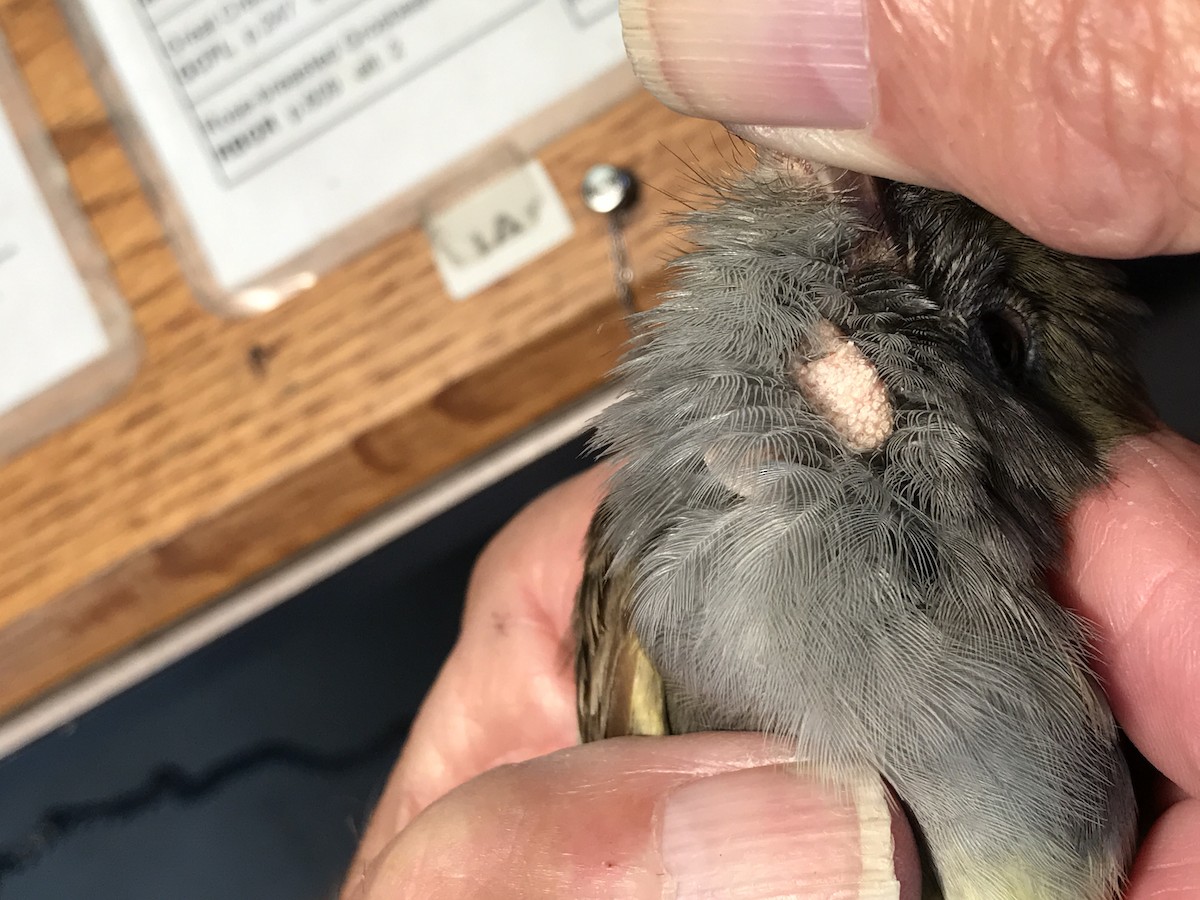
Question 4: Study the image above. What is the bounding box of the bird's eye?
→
[978,308,1030,379]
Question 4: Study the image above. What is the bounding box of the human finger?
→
[346,733,920,900]
[1125,798,1200,898]
[344,466,610,877]
[621,0,1200,257]
[1061,430,1200,797]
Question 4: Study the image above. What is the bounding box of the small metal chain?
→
[605,212,635,315]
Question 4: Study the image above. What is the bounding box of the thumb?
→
[346,733,920,899]
[621,0,1200,258]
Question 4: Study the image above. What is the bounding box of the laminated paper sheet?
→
[0,110,109,417]
[0,42,137,458]
[72,0,628,310]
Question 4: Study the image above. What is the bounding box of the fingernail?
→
[661,766,902,899]
[622,0,872,128]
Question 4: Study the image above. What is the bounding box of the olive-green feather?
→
[575,512,670,742]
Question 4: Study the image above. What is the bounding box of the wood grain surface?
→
[0,0,735,719]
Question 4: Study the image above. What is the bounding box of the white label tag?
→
[426,160,573,300]
[74,0,625,294]
[0,106,109,417]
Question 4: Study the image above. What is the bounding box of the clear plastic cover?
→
[0,40,140,462]
[63,0,636,316]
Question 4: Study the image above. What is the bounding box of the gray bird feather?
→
[575,159,1152,900]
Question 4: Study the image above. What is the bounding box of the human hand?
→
[341,434,1200,898]
[618,0,1200,258]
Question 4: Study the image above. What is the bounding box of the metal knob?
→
[581,163,638,215]
[580,164,640,315]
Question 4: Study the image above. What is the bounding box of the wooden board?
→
[0,0,733,719]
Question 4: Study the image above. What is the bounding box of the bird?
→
[575,154,1153,900]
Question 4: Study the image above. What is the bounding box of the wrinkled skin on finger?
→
[868,0,1200,256]
[623,0,1200,257]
